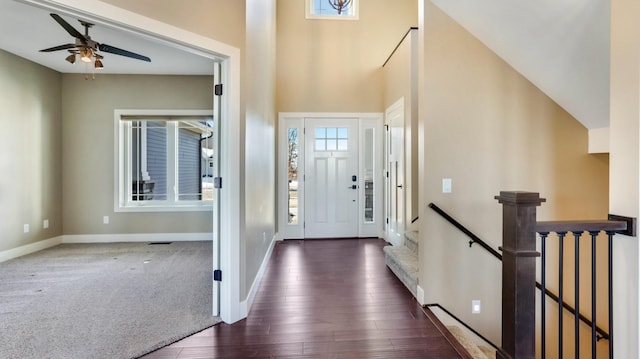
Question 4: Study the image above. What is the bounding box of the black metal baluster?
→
[589,230,599,359]
[540,231,549,359]
[558,231,567,358]
[574,230,582,359]
[607,231,615,359]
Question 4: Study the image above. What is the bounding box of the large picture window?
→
[115,110,215,212]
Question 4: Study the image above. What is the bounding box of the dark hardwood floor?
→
[140,238,469,359]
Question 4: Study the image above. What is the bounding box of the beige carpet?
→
[0,241,220,359]
[447,325,495,359]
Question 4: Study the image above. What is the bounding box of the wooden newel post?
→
[495,191,545,359]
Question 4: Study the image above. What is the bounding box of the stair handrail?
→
[428,201,617,342]
[428,203,502,260]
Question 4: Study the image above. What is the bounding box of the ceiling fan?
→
[39,13,151,69]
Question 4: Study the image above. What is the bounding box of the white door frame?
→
[30,0,244,324]
[384,98,405,246]
[278,112,383,240]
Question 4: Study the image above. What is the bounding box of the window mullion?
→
[167,121,178,204]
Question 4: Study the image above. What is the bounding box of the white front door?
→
[304,118,359,238]
[386,100,405,245]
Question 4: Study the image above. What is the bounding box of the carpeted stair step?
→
[383,244,418,297]
[446,325,492,359]
[479,345,496,359]
[403,230,419,254]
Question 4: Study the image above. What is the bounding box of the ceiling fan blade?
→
[99,43,151,62]
[39,43,77,52]
[50,13,87,43]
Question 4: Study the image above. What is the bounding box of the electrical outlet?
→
[472,300,481,314]
[103,216,109,224]
[23,224,30,233]
[43,219,49,229]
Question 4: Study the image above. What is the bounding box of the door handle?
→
[397,185,403,189]
[348,185,358,189]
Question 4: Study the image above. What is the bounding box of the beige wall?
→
[382,29,419,224]
[419,1,609,345]
[0,50,63,253]
[243,0,277,299]
[610,0,640,357]
[99,0,246,49]
[276,0,418,113]
[62,74,214,235]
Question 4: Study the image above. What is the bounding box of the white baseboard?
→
[240,233,281,318]
[0,233,213,263]
[62,232,213,243]
[417,285,425,306]
[0,236,63,263]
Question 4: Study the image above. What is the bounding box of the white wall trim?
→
[0,237,63,263]
[278,112,384,240]
[62,232,212,243]
[417,284,426,306]
[27,0,243,325]
[588,127,610,153]
[239,235,281,317]
[0,233,213,262]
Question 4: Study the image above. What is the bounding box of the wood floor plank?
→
[139,238,467,359]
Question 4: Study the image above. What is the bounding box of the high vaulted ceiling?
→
[0,0,214,75]
[431,0,610,130]
[1,0,610,130]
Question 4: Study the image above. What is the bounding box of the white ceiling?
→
[0,0,215,75]
[431,0,610,130]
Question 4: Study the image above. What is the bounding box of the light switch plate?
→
[442,178,452,193]
[472,300,481,314]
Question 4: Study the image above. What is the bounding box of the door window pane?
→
[314,127,348,151]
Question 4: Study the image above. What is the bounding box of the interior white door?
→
[304,118,359,238]
[211,63,220,316]
[386,101,404,245]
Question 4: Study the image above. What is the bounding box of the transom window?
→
[115,110,215,212]
[306,0,359,20]
[315,127,348,151]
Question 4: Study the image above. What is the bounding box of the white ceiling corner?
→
[431,0,610,129]
[0,0,215,75]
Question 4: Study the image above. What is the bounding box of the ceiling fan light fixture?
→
[80,48,93,63]
[94,58,104,69]
[65,54,76,64]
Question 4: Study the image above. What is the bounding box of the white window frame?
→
[305,0,359,20]
[114,109,215,212]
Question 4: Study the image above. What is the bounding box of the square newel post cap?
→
[495,191,546,206]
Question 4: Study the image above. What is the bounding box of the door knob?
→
[348,185,357,189]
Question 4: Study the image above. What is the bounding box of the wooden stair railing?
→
[495,191,633,359]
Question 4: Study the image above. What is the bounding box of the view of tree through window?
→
[287,128,299,224]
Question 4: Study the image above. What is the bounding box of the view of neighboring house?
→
[1,0,639,357]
